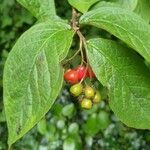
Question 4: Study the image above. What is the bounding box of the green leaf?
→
[37,118,47,135]
[68,0,99,13]
[145,61,150,71]
[56,119,65,130]
[92,0,138,11]
[111,0,138,11]
[63,137,76,150]
[98,111,110,130]
[80,6,150,62]
[85,136,93,147]
[3,21,74,146]
[91,1,121,10]
[0,109,6,122]
[17,0,56,20]
[134,0,150,23]
[83,113,100,136]
[51,103,63,116]
[86,38,150,129]
[63,135,82,150]
[62,103,76,118]
[68,122,79,135]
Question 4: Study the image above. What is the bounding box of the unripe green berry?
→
[81,98,92,109]
[84,86,95,98]
[70,83,83,96]
[93,91,101,103]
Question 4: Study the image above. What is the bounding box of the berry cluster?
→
[64,65,95,84]
[64,65,101,109]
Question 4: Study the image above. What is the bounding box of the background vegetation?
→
[0,0,150,149]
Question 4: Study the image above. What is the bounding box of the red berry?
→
[64,69,78,84]
[87,66,95,79]
[75,65,88,81]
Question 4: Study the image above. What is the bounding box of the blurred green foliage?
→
[0,0,150,149]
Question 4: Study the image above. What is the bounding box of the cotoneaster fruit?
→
[75,65,87,81]
[93,91,101,103]
[81,98,92,109]
[70,83,83,96]
[84,86,95,98]
[64,69,78,84]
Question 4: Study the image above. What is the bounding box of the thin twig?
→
[70,8,90,77]
[63,49,80,64]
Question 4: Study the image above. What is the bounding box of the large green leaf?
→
[111,0,138,11]
[91,1,121,10]
[3,21,74,146]
[134,0,150,23]
[80,6,150,62]
[92,0,138,11]
[86,38,150,129]
[17,0,56,20]
[68,0,99,13]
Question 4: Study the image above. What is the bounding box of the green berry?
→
[70,83,83,96]
[84,86,95,98]
[93,91,101,103]
[81,98,92,109]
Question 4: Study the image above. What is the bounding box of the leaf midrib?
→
[20,29,66,129]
